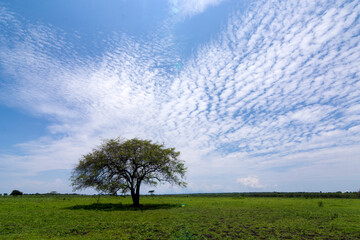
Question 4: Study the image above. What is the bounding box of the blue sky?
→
[0,0,359,194]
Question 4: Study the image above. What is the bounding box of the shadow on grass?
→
[65,203,179,211]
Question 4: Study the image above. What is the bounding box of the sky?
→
[0,0,359,194]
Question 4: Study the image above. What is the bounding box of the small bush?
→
[318,201,324,207]
[10,190,23,196]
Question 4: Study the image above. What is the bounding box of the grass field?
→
[0,194,359,239]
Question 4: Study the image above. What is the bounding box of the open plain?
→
[0,194,359,239]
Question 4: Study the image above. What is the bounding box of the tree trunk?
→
[131,183,141,207]
[131,191,140,207]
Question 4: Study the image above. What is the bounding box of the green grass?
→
[0,195,359,239]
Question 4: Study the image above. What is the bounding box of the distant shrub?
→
[232,196,245,200]
[318,201,324,207]
[4,193,7,196]
[10,190,23,196]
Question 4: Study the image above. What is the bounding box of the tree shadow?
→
[65,203,179,211]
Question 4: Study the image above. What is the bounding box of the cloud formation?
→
[237,176,264,188]
[169,0,226,18]
[0,0,359,193]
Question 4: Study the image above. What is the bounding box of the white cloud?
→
[237,176,264,188]
[169,0,226,18]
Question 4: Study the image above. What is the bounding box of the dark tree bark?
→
[131,184,141,207]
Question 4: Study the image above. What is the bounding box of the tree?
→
[10,190,23,196]
[71,138,187,207]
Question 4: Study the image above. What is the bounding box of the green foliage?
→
[71,137,187,206]
[0,195,360,239]
[331,213,338,219]
[10,190,23,196]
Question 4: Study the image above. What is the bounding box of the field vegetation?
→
[0,193,359,239]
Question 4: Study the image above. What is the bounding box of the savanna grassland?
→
[0,194,359,239]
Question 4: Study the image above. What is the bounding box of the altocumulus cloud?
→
[0,0,359,193]
[169,0,227,18]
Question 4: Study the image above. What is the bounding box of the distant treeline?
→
[167,192,360,199]
[2,191,359,199]
[1,193,81,197]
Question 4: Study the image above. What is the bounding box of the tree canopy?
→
[71,138,187,206]
[10,190,23,196]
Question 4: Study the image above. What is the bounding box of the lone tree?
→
[10,190,23,196]
[71,138,187,207]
